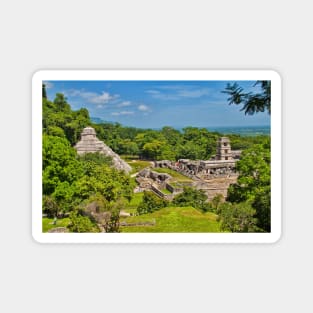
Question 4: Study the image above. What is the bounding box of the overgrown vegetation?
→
[226,140,271,232]
[42,89,135,232]
[222,80,271,115]
[172,187,210,212]
[42,83,271,233]
[137,191,168,215]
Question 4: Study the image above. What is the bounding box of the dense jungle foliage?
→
[42,86,271,233]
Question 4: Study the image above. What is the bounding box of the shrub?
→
[137,191,168,215]
[68,211,100,233]
[173,187,209,212]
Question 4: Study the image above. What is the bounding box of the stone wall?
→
[192,177,238,201]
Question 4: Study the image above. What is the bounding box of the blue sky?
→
[44,80,270,129]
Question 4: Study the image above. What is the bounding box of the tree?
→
[46,125,66,138]
[227,141,270,203]
[74,160,135,203]
[42,84,47,99]
[227,141,271,232]
[137,191,168,215]
[177,141,205,160]
[42,195,59,217]
[253,188,271,232]
[180,127,218,160]
[68,210,100,233]
[42,135,83,195]
[82,194,124,233]
[161,126,181,146]
[43,94,91,145]
[222,81,271,115]
[103,199,125,233]
[53,93,71,112]
[52,181,76,213]
[142,140,165,160]
[117,139,139,156]
[217,202,258,232]
[210,194,224,212]
[173,187,209,211]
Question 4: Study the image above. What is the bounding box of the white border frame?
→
[32,70,281,243]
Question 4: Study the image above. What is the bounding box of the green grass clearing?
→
[42,217,71,233]
[125,192,144,214]
[120,206,221,232]
[161,188,172,194]
[120,155,140,161]
[127,160,152,173]
[152,167,193,182]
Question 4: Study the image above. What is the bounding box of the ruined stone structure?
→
[74,127,132,173]
[135,168,184,200]
[212,137,241,161]
[155,137,241,180]
[152,137,242,200]
[192,177,238,201]
[135,166,237,201]
[216,137,233,161]
[155,158,237,180]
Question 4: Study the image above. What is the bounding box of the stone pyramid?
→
[74,127,132,173]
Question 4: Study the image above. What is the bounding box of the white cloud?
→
[87,91,119,104]
[138,104,150,111]
[111,111,134,116]
[146,86,210,100]
[67,89,119,105]
[117,101,132,107]
[90,92,114,104]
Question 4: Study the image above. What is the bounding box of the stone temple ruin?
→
[155,137,241,180]
[74,127,132,173]
[137,137,242,201]
[74,130,241,201]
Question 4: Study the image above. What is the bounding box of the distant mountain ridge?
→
[91,117,116,124]
[91,116,270,136]
[206,126,270,136]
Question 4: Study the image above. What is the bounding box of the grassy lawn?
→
[42,217,71,233]
[120,206,221,232]
[121,155,140,161]
[125,192,144,214]
[152,167,193,182]
[161,188,172,194]
[43,205,222,233]
[127,160,152,173]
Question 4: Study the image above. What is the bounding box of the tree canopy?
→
[222,81,271,115]
[42,93,135,231]
[173,187,209,212]
[42,86,271,233]
[227,139,271,232]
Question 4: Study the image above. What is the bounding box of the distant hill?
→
[206,125,270,136]
[91,117,116,124]
[90,116,116,124]
[91,117,103,124]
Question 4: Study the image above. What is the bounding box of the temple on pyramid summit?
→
[74,127,132,173]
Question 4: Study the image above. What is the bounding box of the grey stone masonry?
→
[74,127,132,173]
[216,137,233,161]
